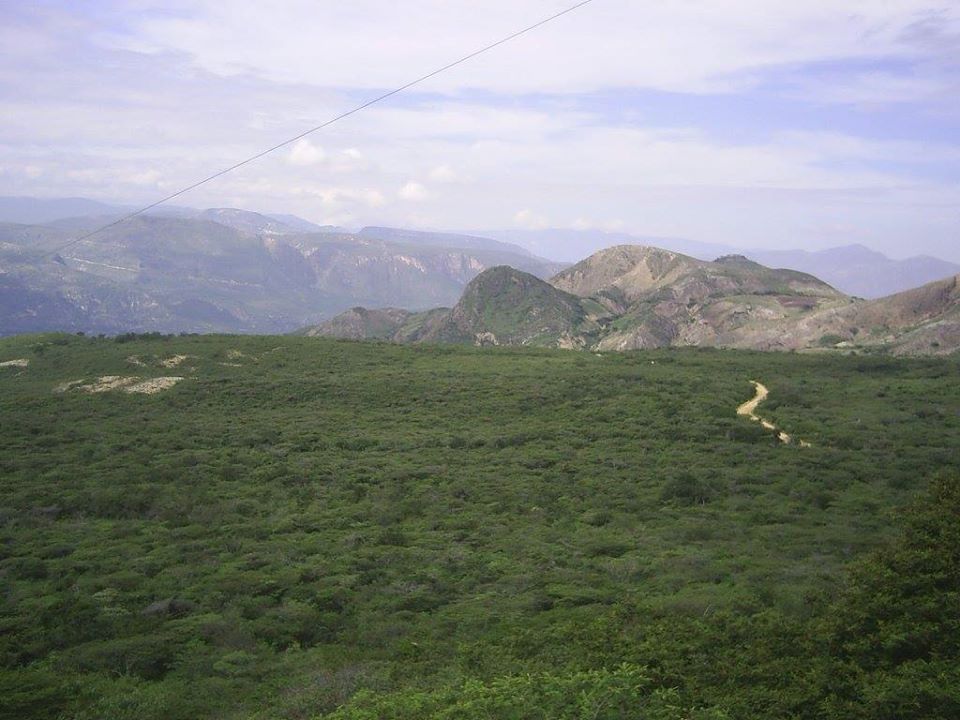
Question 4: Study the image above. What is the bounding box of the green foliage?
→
[0,333,957,718]
[327,664,725,720]
[819,474,960,719]
[819,333,845,347]
[0,666,72,720]
[659,472,719,506]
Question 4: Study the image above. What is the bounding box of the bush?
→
[660,474,717,506]
[327,664,725,720]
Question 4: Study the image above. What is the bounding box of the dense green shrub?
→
[0,333,956,718]
[327,664,725,720]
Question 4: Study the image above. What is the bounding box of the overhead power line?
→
[44,0,596,259]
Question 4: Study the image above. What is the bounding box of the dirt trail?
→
[737,381,810,447]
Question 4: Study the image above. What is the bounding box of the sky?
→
[1,0,959,261]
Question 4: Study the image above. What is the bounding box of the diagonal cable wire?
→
[43,0,596,260]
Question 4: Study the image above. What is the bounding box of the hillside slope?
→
[309,245,959,355]
[833,272,960,355]
[0,214,560,336]
[419,266,598,347]
[306,266,606,348]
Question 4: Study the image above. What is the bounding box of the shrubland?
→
[0,333,957,719]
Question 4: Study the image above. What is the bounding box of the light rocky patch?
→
[126,355,146,367]
[54,380,85,394]
[0,359,30,368]
[83,376,143,393]
[124,377,184,394]
[556,332,586,350]
[160,355,191,368]
[56,376,184,395]
[226,349,247,360]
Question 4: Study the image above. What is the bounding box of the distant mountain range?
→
[745,245,960,300]
[0,196,129,226]
[304,246,960,356]
[1,196,957,342]
[0,201,562,336]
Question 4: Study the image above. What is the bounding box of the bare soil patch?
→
[161,355,191,368]
[124,377,184,394]
[55,376,184,395]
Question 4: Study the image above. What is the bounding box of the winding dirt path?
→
[737,381,810,447]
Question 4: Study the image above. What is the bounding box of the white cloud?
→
[572,217,625,232]
[398,181,430,201]
[329,147,369,173]
[277,185,387,211]
[287,138,327,166]
[514,209,548,229]
[429,164,458,183]
[120,1,960,95]
[3,1,959,262]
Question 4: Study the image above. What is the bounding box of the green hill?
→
[419,265,597,347]
[306,266,605,348]
[1,333,958,719]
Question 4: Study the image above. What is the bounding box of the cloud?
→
[398,181,430,201]
[2,1,959,262]
[514,209,548,229]
[126,169,164,186]
[326,147,370,173]
[572,217,624,232]
[118,1,960,96]
[315,187,385,209]
[429,164,457,183]
[287,138,327,166]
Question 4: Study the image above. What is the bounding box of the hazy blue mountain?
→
[0,196,126,225]
[265,213,331,233]
[361,227,534,257]
[745,244,960,299]
[197,208,298,236]
[0,196,325,236]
